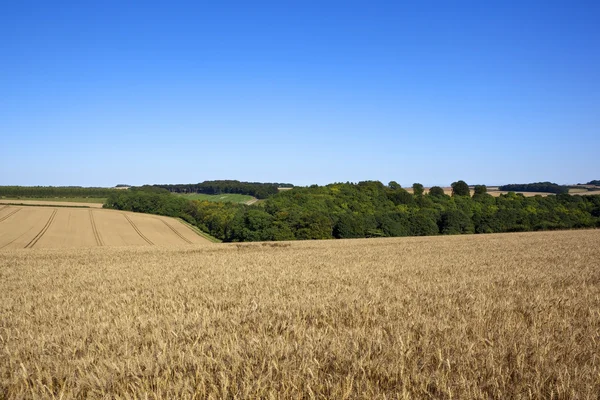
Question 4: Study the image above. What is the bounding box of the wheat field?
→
[0,206,208,249]
[1,230,599,399]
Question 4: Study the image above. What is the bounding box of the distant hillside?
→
[154,180,293,199]
[587,180,600,186]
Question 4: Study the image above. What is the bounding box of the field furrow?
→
[34,209,98,249]
[123,213,154,245]
[124,214,198,246]
[155,216,212,245]
[0,206,209,249]
[89,210,104,246]
[0,208,21,223]
[158,218,193,244]
[0,208,54,250]
[24,209,57,249]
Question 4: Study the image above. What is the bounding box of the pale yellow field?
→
[0,205,208,249]
[574,190,600,196]
[0,199,104,208]
[405,187,555,197]
[0,229,599,398]
[486,190,553,197]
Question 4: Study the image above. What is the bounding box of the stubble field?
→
[1,228,599,398]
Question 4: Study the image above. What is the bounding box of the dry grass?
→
[1,230,599,399]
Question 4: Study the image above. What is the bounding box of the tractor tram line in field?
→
[0,223,34,250]
[24,209,57,249]
[123,213,154,245]
[157,218,193,244]
[0,207,21,223]
[0,205,210,249]
[89,210,104,246]
[0,235,21,250]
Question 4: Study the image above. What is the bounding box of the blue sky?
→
[1,1,598,187]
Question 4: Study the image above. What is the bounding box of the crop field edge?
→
[0,196,106,204]
[0,202,94,209]
[175,217,222,243]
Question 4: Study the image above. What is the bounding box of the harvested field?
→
[0,206,208,249]
[486,190,553,197]
[0,199,104,208]
[569,188,589,194]
[405,187,555,197]
[574,190,600,196]
[0,229,599,398]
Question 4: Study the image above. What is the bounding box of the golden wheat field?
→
[0,205,208,249]
[1,229,599,399]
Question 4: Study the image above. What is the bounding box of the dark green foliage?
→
[334,212,366,238]
[428,186,446,197]
[587,180,600,186]
[0,186,117,198]
[451,180,470,197]
[498,182,569,194]
[388,181,402,190]
[473,185,487,196]
[104,187,189,217]
[412,183,424,196]
[440,197,475,234]
[104,181,600,242]
[154,180,291,199]
[387,188,414,206]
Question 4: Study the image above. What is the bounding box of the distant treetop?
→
[428,186,446,197]
[451,180,470,197]
[587,180,600,186]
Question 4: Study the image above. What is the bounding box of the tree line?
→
[0,186,118,198]
[153,180,293,199]
[104,181,600,242]
[498,182,569,194]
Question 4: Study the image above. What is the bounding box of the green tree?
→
[388,181,402,190]
[388,188,414,206]
[333,212,365,238]
[428,186,446,197]
[412,183,424,196]
[473,185,487,196]
[451,180,470,197]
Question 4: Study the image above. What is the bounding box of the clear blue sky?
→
[1,1,598,187]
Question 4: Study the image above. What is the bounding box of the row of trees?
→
[154,180,292,199]
[0,186,118,198]
[104,181,600,242]
[498,182,569,194]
